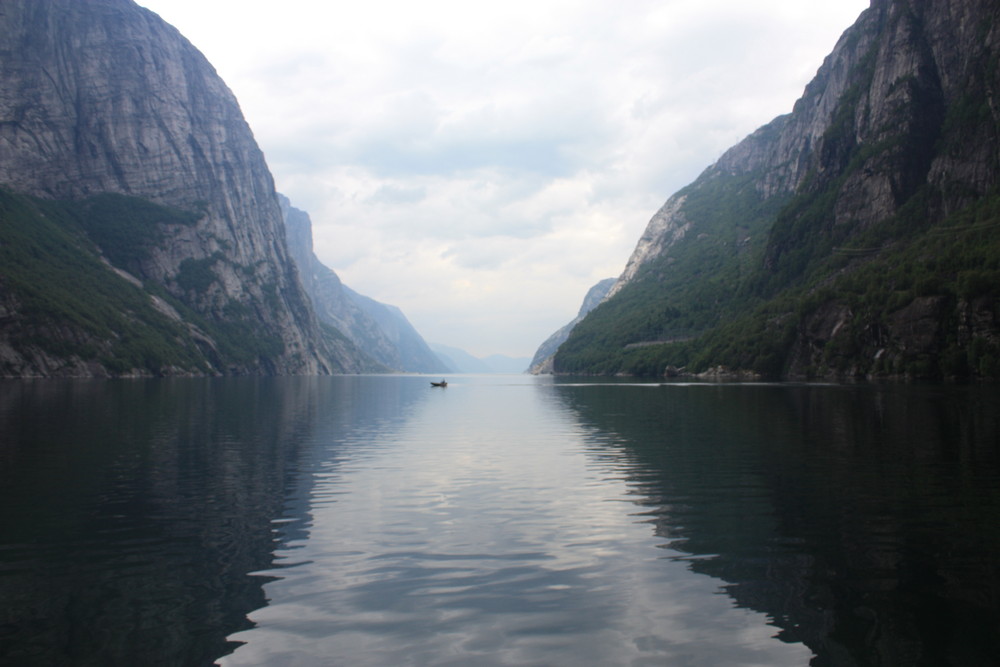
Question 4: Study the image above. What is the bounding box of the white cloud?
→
[140,0,869,358]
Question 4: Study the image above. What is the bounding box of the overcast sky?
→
[138,0,868,359]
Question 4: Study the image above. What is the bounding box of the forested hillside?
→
[556,0,1000,380]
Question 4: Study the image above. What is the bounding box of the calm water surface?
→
[1,375,999,666]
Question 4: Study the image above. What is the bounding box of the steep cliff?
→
[558,0,1000,380]
[0,0,359,376]
[280,196,449,373]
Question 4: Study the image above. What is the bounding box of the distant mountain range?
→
[431,344,530,374]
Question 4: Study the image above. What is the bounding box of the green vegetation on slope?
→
[73,193,200,271]
[0,189,313,375]
[556,17,1000,381]
[0,189,209,375]
[555,169,790,375]
[557,184,1000,380]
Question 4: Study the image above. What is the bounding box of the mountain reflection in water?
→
[552,380,1000,666]
[1,376,998,666]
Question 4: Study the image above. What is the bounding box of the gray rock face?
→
[280,195,449,373]
[0,0,342,375]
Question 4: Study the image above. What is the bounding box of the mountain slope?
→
[557,0,1000,380]
[0,0,361,375]
[280,195,449,373]
[0,190,205,376]
[342,286,451,373]
[528,277,615,374]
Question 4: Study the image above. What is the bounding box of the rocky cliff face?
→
[558,0,1000,379]
[279,196,449,373]
[0,0,347,375]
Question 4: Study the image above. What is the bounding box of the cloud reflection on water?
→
[222,376,809,666]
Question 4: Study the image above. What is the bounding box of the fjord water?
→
[2,377,999,666]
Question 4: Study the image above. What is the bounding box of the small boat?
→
[430,380,448,387]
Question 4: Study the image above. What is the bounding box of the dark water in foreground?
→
[1,375,999,666]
